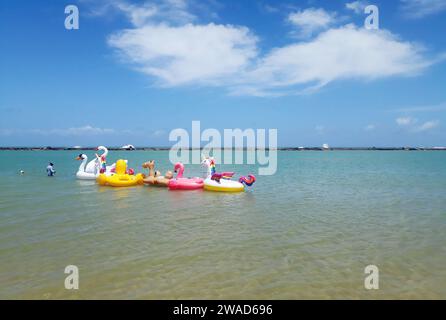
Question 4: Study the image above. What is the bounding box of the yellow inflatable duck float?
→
[97,159,143,187]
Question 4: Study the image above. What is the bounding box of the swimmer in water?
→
[19,170,25,175]
[46,162,55,176]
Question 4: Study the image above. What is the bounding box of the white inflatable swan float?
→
[76,154,99,180]
[75,146,118,180]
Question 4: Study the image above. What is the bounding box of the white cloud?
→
[152,129,166,136]
[0,129,14,136]
[287,8,337,38]
[263,4,279,13]
[156,0,196,24]
[108,23,258,86]
[115,2,158,26]
[239,25,434,96]
[36,125,116,136]
[346,1,369,14]
[396,117,439,132]
[1,126,117,136]
[414,120,440,132]
[106,2,442,96]
[91,0,195,26]
[392,102,446,113]
[400,0,446,19]
[396,116,417,126]
[315,125,325,134]
[364,124,376,131]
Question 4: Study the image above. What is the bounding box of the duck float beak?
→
[75,156,81,160]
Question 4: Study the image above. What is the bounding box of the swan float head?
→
[76,154,96,178]
[76,154,87,161]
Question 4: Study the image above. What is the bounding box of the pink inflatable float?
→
[168,162,204,190]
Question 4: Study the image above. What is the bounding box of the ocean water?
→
[0,150,445,299]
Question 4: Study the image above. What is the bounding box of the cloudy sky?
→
[1,0,445,147]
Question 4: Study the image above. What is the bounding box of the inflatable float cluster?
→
[76,148,255,192]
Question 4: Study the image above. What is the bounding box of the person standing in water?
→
[46,162,55,176]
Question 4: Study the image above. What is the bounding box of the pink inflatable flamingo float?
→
[168,162,204,190]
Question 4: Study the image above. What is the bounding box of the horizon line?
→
[1,146,446,151]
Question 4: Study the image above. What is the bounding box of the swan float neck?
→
[76,154,88,172]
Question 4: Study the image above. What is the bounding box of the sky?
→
[1,0,446,147]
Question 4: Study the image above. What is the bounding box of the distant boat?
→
[322,143,330,150]
[432,146,446,150]
[121,144,135,150]
[72,146,82,149]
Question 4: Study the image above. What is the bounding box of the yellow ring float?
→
[97,159,143,187]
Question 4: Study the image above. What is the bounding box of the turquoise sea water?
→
[0,150,445,299]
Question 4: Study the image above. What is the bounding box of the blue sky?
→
[1,0,445,147]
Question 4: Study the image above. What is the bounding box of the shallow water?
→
[0,150,445,299]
